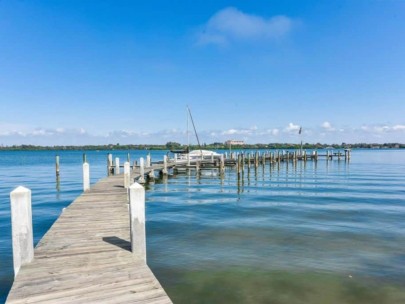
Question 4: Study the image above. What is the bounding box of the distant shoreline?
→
[0,143,404,151]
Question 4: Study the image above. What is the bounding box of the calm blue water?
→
[1,150,405,303]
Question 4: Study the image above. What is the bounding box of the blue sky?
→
[1,0,405,145]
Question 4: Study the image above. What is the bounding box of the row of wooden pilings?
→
[106,153,169,184]
[58,149,351,191]
[228,149,351,176]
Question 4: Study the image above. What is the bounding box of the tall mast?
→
[187,106,203,158]
[186,106,190,165]
[186,106,189,149]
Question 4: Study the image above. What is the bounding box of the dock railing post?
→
[83,162,90,191]
[129,183,146,262]
[146,154,151,168]
[10,186,34,277]
[162,155,168,176]
[115,157,120,175]
[124,162,130,188]
[107,153,113,175]
[139,157,145,184]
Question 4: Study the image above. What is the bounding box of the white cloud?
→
[284,122,300,133]
[221,126,260,136]
[321,121,336,131]
[358,124,405,134]
[392,124,405,131]
[197,7,294,46]
[2,122,405,146]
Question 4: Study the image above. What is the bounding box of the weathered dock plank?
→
[6,175,172,304]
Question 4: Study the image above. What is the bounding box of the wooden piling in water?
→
[55,155,60,177]
[220,154,225,174]
[162,155,168,176]
[255,152,259,168]
[237,154,241,178]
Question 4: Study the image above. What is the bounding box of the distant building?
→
[225,140,245,146]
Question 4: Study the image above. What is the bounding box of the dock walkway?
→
[6,175,172,304]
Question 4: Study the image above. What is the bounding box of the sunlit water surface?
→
[1,150,405,303]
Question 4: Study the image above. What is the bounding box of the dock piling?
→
[138,158,145,184]
[220,154,225,174]
[124,162,130,188]
[146,154,151,168]
[55,155,60,177]
[10,186,34,277]
[162,155,168,176]
[129,183,146,262]
[115,157,120,174]
[83,162,90,191]
[107,153,113,175]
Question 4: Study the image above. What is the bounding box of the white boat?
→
[176,149,221,161]
[171,106,222,163]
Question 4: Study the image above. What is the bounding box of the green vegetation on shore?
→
[0,142,404,151]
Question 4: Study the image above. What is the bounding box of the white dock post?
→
[10,186,34,277]
[162,155,168,175]
[115,157,120,174]
[83,162,90,191]
[107,153,113,175]
[124,162,130,188]
[146,154,151,168]
[129,183,146,262]
[139,157,145,184]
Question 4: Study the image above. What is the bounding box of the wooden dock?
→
[6,174,172,304]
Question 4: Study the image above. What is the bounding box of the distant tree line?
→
[0,142,404,151]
